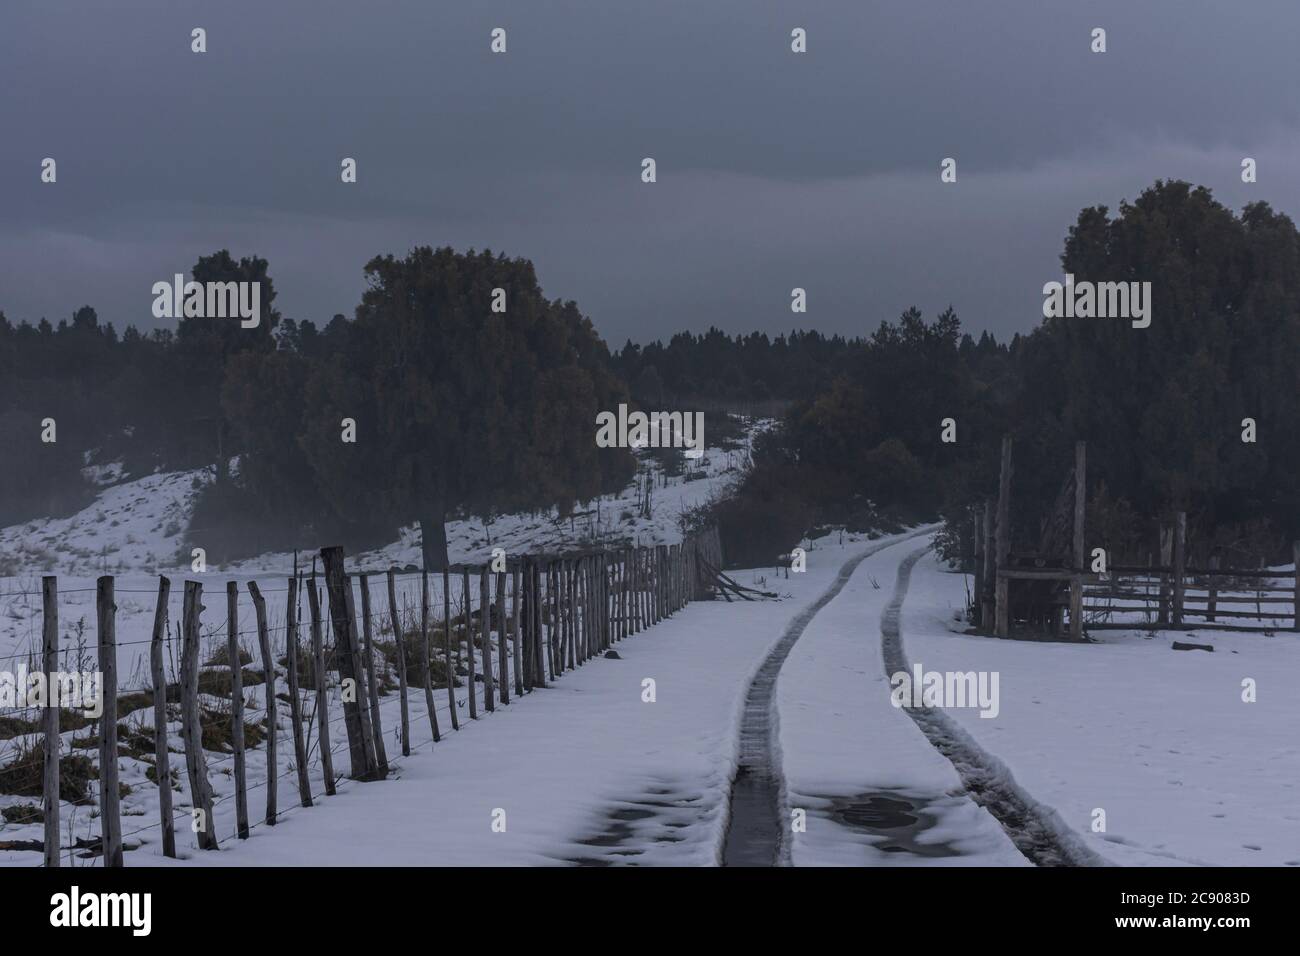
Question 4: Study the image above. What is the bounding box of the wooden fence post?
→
[480,567,495,712]
[306,576,336,795]
[994,436,1012,638]
[496,570,509,704]
[1069,441,1086,642]
[1172,512,1187,627]
[318,548,379,780]
[419,568,441,743]
[1206,554,1220,623]
[981,500,994,629]
[1158,525,1172,624]
[462,568,477,719]
[441,569,459,730]
[387,570,410,755]
[358,575,388,774]
[533,563,546,687]
[511,565,523,696]
[247,582,279,823]
[148,576,176,858]
[181,581,218,850]
[341,575,380,777]
[95,576,123,866]
[42,576,60,866]
[284,577,312,807]
[225,582,249,839]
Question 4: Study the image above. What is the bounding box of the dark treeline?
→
[611,328,859,408]
[3,181,1297,572]
[719,181,1300,568]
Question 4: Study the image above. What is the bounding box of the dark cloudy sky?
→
[3,0,1299,346]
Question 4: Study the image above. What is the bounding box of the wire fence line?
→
[2,528,724,867]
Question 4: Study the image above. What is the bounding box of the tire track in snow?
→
[880,544,1111,867]
[720,527,936,866]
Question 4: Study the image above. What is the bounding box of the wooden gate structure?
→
[971,437,1299,639]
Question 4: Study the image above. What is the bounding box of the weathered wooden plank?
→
[318,548,379,780]
[387,569,410,755]
[359,575,389,773]
[96,576,123,866]
[284,577,313,807]
[226,581,249,839]
[181,581,218,850]
[247,581,279,824]
[42,576,60,866]
[306,575,336,795]
[148,576,176,858]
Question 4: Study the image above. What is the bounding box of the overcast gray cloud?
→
[2,0,1299,345]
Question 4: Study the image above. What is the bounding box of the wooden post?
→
[1158,525,1172,624]
[419,568,441,742]
[247,582,279,824]
[994,436,1013,638]
[496,571,509,704]
[95,576,123,866]
[148,576,176,858]
[463,569,477,719]
[480,567,495,712]
[441,569,459,730]
[387,570,410,755]
[358,575,388,773]
[1207,554,1220,623]
[511,565,523,697]
[533,563,546,687]
[284,577,312,807]
[341,576,379,776]
[546,562,558,678]
[181,581,218,850]
[226,582,249,839]
[318,548,379,780]
[1069,441,1086,642]
[1172,512,1187,627]
[981,500,994,628]
[41,576,60,866]
[306,576,335,795]
[972,507,983,618]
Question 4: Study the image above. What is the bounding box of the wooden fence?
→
[2,525,723,866]
[970,436,1298,638]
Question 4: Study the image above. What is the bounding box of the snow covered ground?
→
[900,546,1300,867]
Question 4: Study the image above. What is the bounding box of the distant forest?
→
[2,181,1298,570]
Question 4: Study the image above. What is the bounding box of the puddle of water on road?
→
[559,785,706,866]
[823,790,964,858]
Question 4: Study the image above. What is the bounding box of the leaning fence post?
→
[359,574,389,774]
[420,568,441,742]
[247,581,278,824]
[181,581,218,850]
[306,575,336,795]
[388,570,410,755]
[318,548,379,780]
[95,576,123,866]
[462,568,478,718]
[226,582,249,839]
[435,570,457,732]
[42,576,60,867]
[148,576,176,858]
[284,577,312,808]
